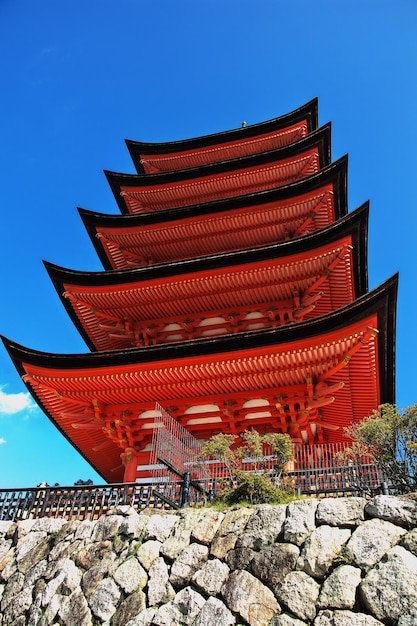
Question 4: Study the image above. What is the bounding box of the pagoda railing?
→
[0,463,391,523]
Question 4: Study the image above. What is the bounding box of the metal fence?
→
[0,482,183,522]
[0,461,390,523]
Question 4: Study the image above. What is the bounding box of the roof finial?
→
[241,121,247,128]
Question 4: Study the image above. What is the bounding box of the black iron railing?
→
[0,461,391,523]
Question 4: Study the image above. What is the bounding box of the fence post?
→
[180,471,191,508]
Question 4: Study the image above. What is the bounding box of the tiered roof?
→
[106,124,330,214]
[81,157,347,270]
[47,205,368,352]
[2,100,396,483]
[4,277,396,482]
[127,97,318,173]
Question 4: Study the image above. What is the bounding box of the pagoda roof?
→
[2,275,397,482]
[46,204,369,353]
[82,156,347,270]
[106,125,331,214]
[126,98,318,173]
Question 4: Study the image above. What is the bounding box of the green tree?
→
[343,403,417,494]
[201,429,295,504]
[200,433,238,480]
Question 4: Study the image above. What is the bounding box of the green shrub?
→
[216,472,296,506]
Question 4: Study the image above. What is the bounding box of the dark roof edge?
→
[107,124,331,215]
[82,154,347,235]
[126,98,319,170]
[48,202,369,288]
[47,203,369,353]
[2,273,397,377]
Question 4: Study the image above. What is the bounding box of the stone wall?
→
[1,495,417,626]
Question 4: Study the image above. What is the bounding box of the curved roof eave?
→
[126,98,319,171]
[46,202,370,354]
[106,124,331,214]
[49,202,369,290]
[2,273,397,405]
[81,155,347,273]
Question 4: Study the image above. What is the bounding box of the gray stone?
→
[91,514,124,541]
[283,499,319,546]
[111,591,146,626]
[74,520,95,539]
[365,495,417,528]
[147,557,175,606]
[251,543,299,587]
[125,607,157,625]
[74,539,113,569]
[314,609,384,625]
[345,518,406,571]
[170,542,208,587]
[401,527,417,555]
[88,577,121,622]
[317,565,362,609]
[113,555,147,593]
[160,510,203,560]
[193,596,236,626]
[235,504,287,549]
[316,497,366,527]
[17,535,51,575]
[32,518,67,533]
[1,571,24,612]
[39,592,64,625]
[0,522,15,537]
[143,513,178,542]
[191,508,224,545]
[298,525,351,578]
[120,512,148,539]
[15,519,36,539]
[225,546,255,570]
[192,558,230,595]
[360,545,417,623]
[211,508,254,558]
[48,538,84,564]
[222,569,280,626]
[15,531,47,562]
[152,586,206,625]
[398,603,417,626]
[110,504,138,516]
[27,602,43,626]
[52,519,80,543]
[269,614,307,626]
[81,549,116,597]
[136,539,161,570]
[0,539,12,562]
[275,571,320,621]
[58,588,92,626]
[0,547,16,581]
[1,583,33,623]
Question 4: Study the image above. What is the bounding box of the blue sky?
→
[0,0,416,488]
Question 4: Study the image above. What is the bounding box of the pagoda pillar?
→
[121,447,139,483]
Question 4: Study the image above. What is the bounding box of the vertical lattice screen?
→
[150,404,209,482]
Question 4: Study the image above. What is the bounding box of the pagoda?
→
[3,99,397,484]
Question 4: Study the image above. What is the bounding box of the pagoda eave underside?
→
[47,206,368,352]
[127,98,318,173]
[3,275,396,483]
[107,125,331,214]
[83,157,347,270]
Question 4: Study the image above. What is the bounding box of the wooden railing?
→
[0,461,390,523]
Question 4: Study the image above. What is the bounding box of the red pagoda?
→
[3,99,397,484]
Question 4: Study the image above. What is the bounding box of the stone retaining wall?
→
[1,495,417,625]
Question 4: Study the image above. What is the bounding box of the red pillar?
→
[121,448,138,483]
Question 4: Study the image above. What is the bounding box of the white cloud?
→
[0,437,6,445]
[0,389,36,415]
